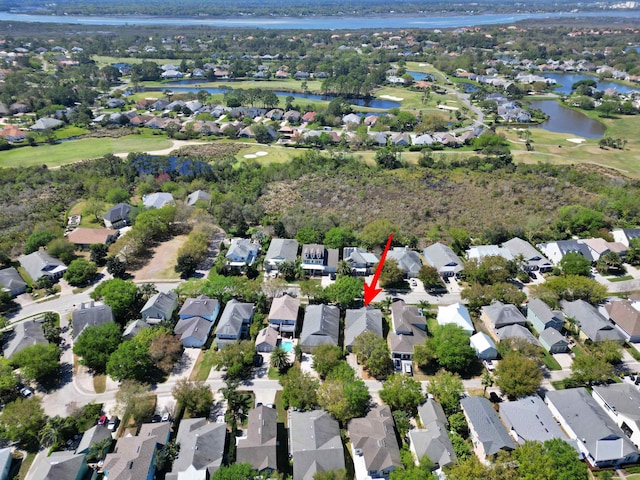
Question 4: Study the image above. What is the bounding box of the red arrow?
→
[363,233,394,306]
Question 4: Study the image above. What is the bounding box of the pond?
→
[542,73,639,95]
[147,82,400,109]
[407,71,434,82]
[528,100,605,138]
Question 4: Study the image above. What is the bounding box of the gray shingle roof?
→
[501,237,552,269]
[496,324,540,346]
[103,203,133,223]
[546,388,638,464]
[348,405,401,474]
[461,396,515,456]
[141,291,178,320]
[29,451,86,480]
[561,299,624,342]
[423,242,463,275]
[539,327,569,351]
[167,419,226,478]
[499,395,570,445]
[142,192,174,209]
[269,295,300,322]
[76,425,113,454]
[236,406,278,473]
[418,399,449,427]
[122,320,149,340]
[387,247,422,275]
[226,238,260,264]
[174,316,213,344]
[3,318,48,359]
[300,304,340,349]
[527,298,564,330]
[592,384,640,431]
[482,301,527,329]
[0,267,26,296]
[409,427,456,469]
[178,295,219,320]
[18,250,66,282]
[344,307,383,349]
[72,302,114,341]
[187,189,212,206]
[265,238,299,264]
[215,299,255,338]
[289,410,345,480]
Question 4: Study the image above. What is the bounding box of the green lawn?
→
[541,350,562,371]
[190,348,217,382]
[236,145,298,165]
[0,134,172,168]
[608,275,634,282]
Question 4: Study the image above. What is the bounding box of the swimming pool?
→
[279,340,293,353]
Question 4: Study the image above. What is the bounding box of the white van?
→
[401,360,413,376]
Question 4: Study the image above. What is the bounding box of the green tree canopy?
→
[91,278,140,322]
[215,340,256,381]
[529,275,607,306]
[24,230,57,254]
[323,227,356,250]
[318,376,369,424]
[570,354,614,386]
[106,340,153,382]
[0,397,47,451]
[352,331,394,379]
[559,252,591,276]
[11,343,60,386]
[64,258,98,286]
[418,265,445,291]
[379,258,405,288]
[515,438,589,480]
[323,276,363,308]
[210,463,259,480]
[73,322,121,373]
[495,352,542,399]
[312,344,344,379]
[426,369,464,416]
[427,324,476,373]
[172,379,213,417]
[0,357,18,404]
[280,365,319,410]
[379,373,424,416]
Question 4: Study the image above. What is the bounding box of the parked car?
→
[19,387,33,398]
[107,417,119,431]
[98,415,108,426]
[161,412,171,422]
[483,359,496,371]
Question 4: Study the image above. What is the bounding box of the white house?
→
[437,303,474,335]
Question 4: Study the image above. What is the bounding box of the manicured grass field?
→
[0,135,172,168]
[235,144,298,165]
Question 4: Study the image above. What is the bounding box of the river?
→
[528,100,605,138]
[1,10,639,29]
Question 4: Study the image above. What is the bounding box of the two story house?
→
[214,299,255,348]
[268,294,300,336]
[301,244,339,276]
[388,300,426,371]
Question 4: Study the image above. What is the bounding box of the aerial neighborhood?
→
[2,5,640,480]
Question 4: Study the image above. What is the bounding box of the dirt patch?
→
[131,235,188,281]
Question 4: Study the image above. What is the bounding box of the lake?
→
[1,10,639,29]
[528,100,605,138]
[146,83,401,108]
[542,73,640,95]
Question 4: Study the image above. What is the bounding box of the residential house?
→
[103,203,134,229]
[142,192,174,209]
[501,237,553,272]
[66,228,119,248]
[0,447,11,480]
[561,299,625,343]
[423,242,463,278]
[0,267,26,297]
[481,301,527,339]
[18,250,67,282]
[236,406,278,474]
[226,238,260,269]
[299,304,340,353]
[437,303,474,335]
[76,425,113,455]
[268,294,300,336]
[2,318,48,359]
[496,324,540,346]
[122,320,149,340]
[605,299,640,342]
[390,132,410,146]
[470,332,498,360]
[592,383,640,448]
[387,247,422,278]
[102,422,171,480]
[499,395,574,446]
[580,237,627,262]
[461,396,516,464]
[539,328,570,353]
[348,405,402,480]
[343,247,379,276]
[466,245,514,262]
[537,240,594,265]
[342,113,362,126]
[30,117,64,131]
[186,190,211,207]
[140,291,178,324]
[165,419,226,480]
[612,228,640,247]
[388,300,427,370]
[545,388,639,467]
[289,410,345,480]
[214,299,255,348]
[72,302,115,341]
[174,315,213,348]
[301,244,339,275]
[264,239,299,272]
[527,297,565,333]
[29,451,88,480]
[179,295,220,323]
[255,326,279,352]
[344,307,383,352]
[409,399,457,470]
[0,125,27,142]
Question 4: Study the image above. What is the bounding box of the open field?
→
[131,234,187,281]
[236,144,297,165]
[0,134,172,168]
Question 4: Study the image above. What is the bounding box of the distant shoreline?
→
[1,10,639,29]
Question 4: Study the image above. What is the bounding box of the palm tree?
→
[481,371,494,396]
[39,416,66,449]
[336,260,352,277]
[270,346,291,373]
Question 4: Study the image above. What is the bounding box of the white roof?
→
[437,303,474,333]
[467,245,514,261]
[470,332,496,353]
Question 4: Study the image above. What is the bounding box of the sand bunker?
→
[380,95,404,101]
[255,151,269,157]
[244,154,257,159]
[566,138,586,144]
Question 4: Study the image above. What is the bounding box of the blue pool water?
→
[280,340,293,353]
